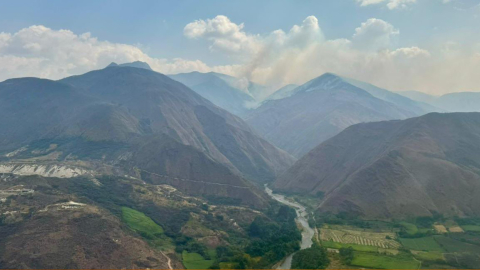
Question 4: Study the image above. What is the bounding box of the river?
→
[265,186,316,269]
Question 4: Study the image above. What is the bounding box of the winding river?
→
[265,186,316,269]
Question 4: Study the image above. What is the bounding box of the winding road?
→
[159,251,173,269]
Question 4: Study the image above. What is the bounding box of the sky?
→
[0,0,479,95]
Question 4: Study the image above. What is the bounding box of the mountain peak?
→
[106,61,153,71]
[311,72,343,83]
[246,71,421,157]
[119,61,153,71]
[321,72,340,77]
[295,72,344,94]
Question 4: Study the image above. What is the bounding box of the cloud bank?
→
[0,25,227,81]
[183,15,480,96]
[355,0,450,10]
[356,0,417,9]
[0,16,479,96]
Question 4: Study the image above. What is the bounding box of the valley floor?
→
[263,190,480,269]
[287,194,480,269]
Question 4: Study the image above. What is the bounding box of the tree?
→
[339,247,354,264]
[291,245,329,269]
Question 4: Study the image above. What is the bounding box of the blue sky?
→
[0,0,479,94]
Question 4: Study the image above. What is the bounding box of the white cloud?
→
[390,46,430,58]
[357,0,387,7]
[386,0,417,9]
[352,18,399,50]
[356,0,453,9]
[184,15,324,63]
[0,25,230,81]
[356,0,417,9]
[276,16,324,47]
[184,15,261,57]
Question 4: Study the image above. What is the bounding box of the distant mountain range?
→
[274,112,480,218]
[341,77,439,115]
[398,90,480,113]
[169,72,267,116]
[0,63,294,207]
[396,90,438,104]
[245,73,437,157]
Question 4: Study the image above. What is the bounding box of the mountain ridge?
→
[246,73,425,157]
[274,112,480,219]
[60,66,295,182]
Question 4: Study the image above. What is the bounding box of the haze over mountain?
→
[169,71,269,116]
[0,63,294,207]
[341,77,440,115]
[431,92,480,113]
[396,90,438,104]
[398,90,480,113]
[169,71,257,116]
[274,112,480,219]
[246,73,432,157]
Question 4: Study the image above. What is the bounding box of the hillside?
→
[0,172,283,269]
[0,65,300,269]
[59,65,295,183]
[0,65,294,207]
[246,73,423,157]
[274,112,480,219]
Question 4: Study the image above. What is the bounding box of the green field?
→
[412,251,444,262]
[461,225,480,232]
[182,250,215,269]
[321,241,379,252]
[400,236,444,252]
[434,235,480,253]
[351,252,421,269]
[418,228,432,234]
[399,222,419,235]
[121,207,173,250]
[122,207,164,236]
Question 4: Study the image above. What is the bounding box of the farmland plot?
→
[399,236,444,252]
[433,224,447,234]
[351,252,421,269]
[320,228,401,249]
